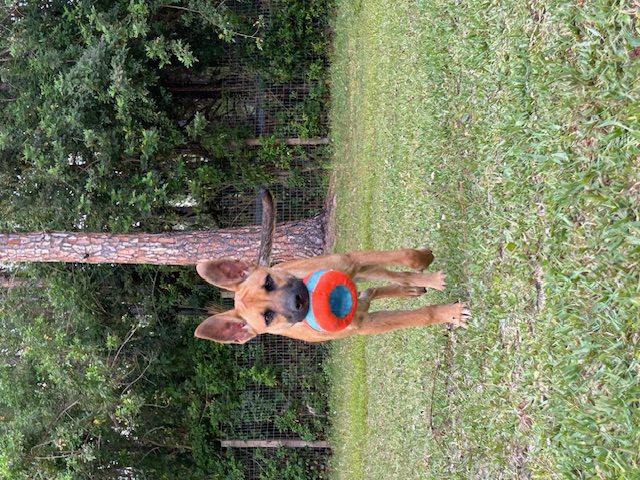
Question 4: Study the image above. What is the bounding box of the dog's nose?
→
[295,293,307,311]
[286,280,309,322]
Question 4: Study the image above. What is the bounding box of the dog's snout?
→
[286,280,309,322]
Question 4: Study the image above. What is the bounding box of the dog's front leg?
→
[352,285,428,327]
[354,303,471,335]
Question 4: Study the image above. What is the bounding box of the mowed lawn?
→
[327,1,639,479]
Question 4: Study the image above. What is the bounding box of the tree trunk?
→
[0,214,325,266]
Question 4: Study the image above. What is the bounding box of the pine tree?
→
[0,215,325,266]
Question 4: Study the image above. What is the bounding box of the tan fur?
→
[195,248,470,344]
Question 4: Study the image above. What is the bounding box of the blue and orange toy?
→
[303,270,358,332]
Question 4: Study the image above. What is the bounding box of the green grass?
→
[327,0,640,478]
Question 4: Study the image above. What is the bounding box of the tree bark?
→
[0,214,325,266]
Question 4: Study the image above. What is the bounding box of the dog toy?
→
[303,270,358,332]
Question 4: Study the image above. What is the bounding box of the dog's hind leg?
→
[276,248,435,278]
[346,248,435,270]
[357,285,427,310]
[355,268,446,291]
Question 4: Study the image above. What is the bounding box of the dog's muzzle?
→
[285,279,310,323]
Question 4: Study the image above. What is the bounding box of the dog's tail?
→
[256,188,275,267]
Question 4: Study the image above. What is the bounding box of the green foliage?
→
[224,0,332,138]
[0,0,332,477]
[244,0,332,82]
[1,1,185,232]
[145,37,198,69]
[0,0,330,233]
[255,448,327,480]
[0,264,248,478]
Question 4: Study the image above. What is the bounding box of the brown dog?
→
[194,248,470,343]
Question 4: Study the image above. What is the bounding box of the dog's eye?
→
[264,275,276,292]
[263,310,275,325]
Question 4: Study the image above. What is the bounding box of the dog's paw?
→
[408,248,435,271]
[404,271,446,290]
[358,287,376,303]
[429,271,447,291]
[449,302,471,329]
[404,286,427,297]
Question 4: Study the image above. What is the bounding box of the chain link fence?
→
[184,1,333,477]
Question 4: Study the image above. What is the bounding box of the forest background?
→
[0,1,333,478]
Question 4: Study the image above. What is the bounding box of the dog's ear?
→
[194,310,257,344]
[196,259,256,291]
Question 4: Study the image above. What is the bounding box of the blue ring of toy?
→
[304,270,358,332]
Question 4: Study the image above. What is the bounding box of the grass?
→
[326,0,640,479]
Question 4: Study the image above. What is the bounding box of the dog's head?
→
[194,260,310,344]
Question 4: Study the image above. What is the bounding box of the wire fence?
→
[191,1,332,477]
[212,189,331,478]
[210,144,329,229]
[167,0,330,141]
